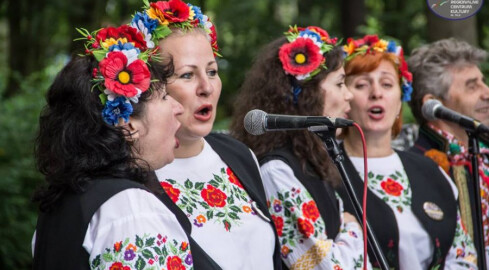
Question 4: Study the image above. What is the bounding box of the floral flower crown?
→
[343,34,413,102]
[77,0,219,126]
[279,25,338,81]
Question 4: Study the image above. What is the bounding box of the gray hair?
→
[407,38,487,125]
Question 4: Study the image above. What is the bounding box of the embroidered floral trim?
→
[91,233,193,270]
[428,124,489,247]
[451,214,478,266]
[160,167,253,232]
[365,170,411,213]
[267,187,326,260]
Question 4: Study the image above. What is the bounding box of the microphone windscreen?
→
[421,99,441,121]
[244,109,267,135]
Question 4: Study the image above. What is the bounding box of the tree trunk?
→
[68,0,109,55]
[427,9,478,45]
[4,0,27,99]
[340,0,366,38]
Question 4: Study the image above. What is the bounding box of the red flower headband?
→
[279,25,337,81]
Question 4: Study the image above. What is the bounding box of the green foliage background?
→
[1,0,489,268]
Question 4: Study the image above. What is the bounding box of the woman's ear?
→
[422,93,438,104]
[119,118,141,142]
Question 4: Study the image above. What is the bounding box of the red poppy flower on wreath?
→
[209,24,219,53]
[201,184,227,207]
[151,0,190,24]
[109,262,130,270]
[96,25,147,50]
[363,34,380,46]
[160,181,181,203]
[380,178,404,197]
[99,51,151,98]
[166,256,185,270]
[279,37,322,76]
[271,215,284,236]
[302,200,320,222]
[226,167,244,188]
[297,217,314,238]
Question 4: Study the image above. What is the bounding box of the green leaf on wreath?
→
[216,212,226,217]
[227,196,234,204]
[284,208,291,217]
[207,211,214,220]
[368,172,374,178]
[277,193,284,201]
[229,212,240,220]
[376,174,383,180]
[230,205,241,212]
[162,246,168,257]
[186,206,193,214]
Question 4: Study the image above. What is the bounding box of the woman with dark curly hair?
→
[230,26,369,269]
[30,21,209,268]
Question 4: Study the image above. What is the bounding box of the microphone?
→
[422,99,489,134]
[244,109,354,135]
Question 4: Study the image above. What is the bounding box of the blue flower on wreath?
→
[401,82,413,102]
[131,12,158,33]
[188,4,204,25]
[102,96,133,125]
[109,41,140,53]
[387,41,397,53]
[299,29,322,44]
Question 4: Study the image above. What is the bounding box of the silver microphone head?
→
[244,109,267,135]
[422,99,442,121]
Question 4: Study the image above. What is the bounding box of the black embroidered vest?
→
[33,178,221,270]
[260,147,341,240]
[337,147,457,269]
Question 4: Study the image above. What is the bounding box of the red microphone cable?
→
[353,122,368,270]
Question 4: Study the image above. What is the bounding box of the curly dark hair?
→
[33,55,173,212]
[230,37,344,186]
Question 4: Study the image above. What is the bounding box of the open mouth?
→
[368,106,384,119]
[194,104,213,121]
[475,107,489,114]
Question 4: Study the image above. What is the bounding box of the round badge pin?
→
[423,201,444,221]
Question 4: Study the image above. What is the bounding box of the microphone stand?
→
[309,126,389,270]
[467,130,487,270]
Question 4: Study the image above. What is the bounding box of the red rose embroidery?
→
[160,181,181,203]
[109,262,130,270]
[167,256,185,270]
[302,201,320,222]
[201,184,227,207]
[380,178,403,197]
[226,167,244,188]
[297,218,314,238]
[271,215,284,236]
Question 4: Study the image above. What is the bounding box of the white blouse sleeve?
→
[261,159,371,270]
[84,188,193,270]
